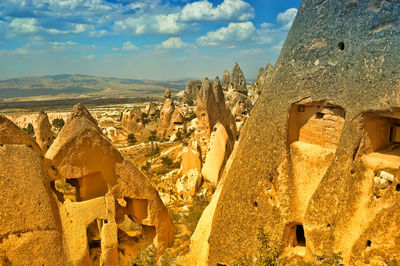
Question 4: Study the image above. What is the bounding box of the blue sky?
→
[0,0,301,81]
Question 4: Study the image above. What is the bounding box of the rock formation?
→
[45,104,174,261]
[225,90,253,130]
[157,89,175,138]
[0,103,175,265]
[184,80,202,104]
[0,142,67,265]
[195,77,237,162]
[0,115,42,154]
[180,141,202,175]
[229,62,247,94]
[201,123,231,183]
[176,168,202,200]
[189,0,400,265]
[36,110,54,153]
[254,63,273,95]
[221,69,230,91]
[166,107,185,139]
[144,102,157,118]
[121,106,145,133]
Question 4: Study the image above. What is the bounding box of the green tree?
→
[127,133,137,145]
[23,123,35,138]
[52,118,65,130]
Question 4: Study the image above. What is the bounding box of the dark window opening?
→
[253,201,258,207]
[396,184,400,191]
[296,225,306,247]
[298,105,305,112]
[366,240,372,247]
[316,112,324,119]
[338,42,345,50]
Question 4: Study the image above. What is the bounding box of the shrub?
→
[161,156,174,168]
[184,111,197,122]
[127,133,137,145]
[233,228,283,266]
[174,131,183,142]
[317,252,344,266]
[52,118,65,130]
[130,244,157,266]
[140,161,151,173]
[141,112,151,124]
[145,141,160,160]
[185,128,195,138]
[23,123,35,138]
[183,195,210,234]
[148,135,159,141]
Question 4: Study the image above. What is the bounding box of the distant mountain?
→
[0,74,189,100]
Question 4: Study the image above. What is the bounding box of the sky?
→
[0,0,302,81]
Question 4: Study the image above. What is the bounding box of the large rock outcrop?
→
[195,77,237,162]
[166,107,185,138]
[221,69,230,91]
[254,63,273,95]
[190,0,400,265]
[45,103,174,262]
[0,115,41,154]
[185,80,202,104]
[157,89,175,138]
[201,123,231,183]
[36,110,54,153]
[229,62,247,94]
[121,106,145,133]
[0,125,67,265]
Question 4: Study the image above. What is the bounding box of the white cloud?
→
[277,8,298,30]
[89,30,108,37]
[181,0,254,22]
[83,54,96,60]
[111,47,119,51]
[9,47,29,56]
[114,0,255,35]
[51,41,78,52]
[122,41,139,51]
[114,13,185,35]
[10,18,40,34]
[197,22,271,47]
[73,24,92,33]
[157,37,189,49]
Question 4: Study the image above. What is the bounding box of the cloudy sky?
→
[0,0,301,81]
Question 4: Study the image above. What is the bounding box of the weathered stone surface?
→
[0,145,67,265]
[59,196,116,265]
[0,115,41,154]
[186,140,240,266]
[36,110,54,153]
[166,107,185,138]
[254,63,273,95]
[176,168,203,200]
[185,80,202,104]
[71,103,98,125]
[202,123,231,183]
[195,0,400,264]
[221,69,230,91]
[157,98,175,138]
[144,102,158,118]
[180,141,202,175]
[229,62,247,94]
[121,107,145,133]
[164,88,171,99]
[111,160,175,255]
[45,110,122,192]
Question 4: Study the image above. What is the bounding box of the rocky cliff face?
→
[229,62,247,94]
[221,70,230,91]
[190,0,400,265]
